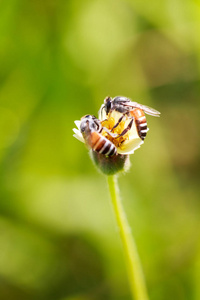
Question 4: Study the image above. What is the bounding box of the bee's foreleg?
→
[111,115,126,132]
[116,118,134,138]
[102,127,118,138]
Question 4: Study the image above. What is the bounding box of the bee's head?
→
[104,96,113,115]
[80,115,99,134]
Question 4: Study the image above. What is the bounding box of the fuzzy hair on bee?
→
[73,96,160,157]
[99,96,160,142]
[79,115,117,157]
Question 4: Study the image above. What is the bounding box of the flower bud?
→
[90,150,130,175]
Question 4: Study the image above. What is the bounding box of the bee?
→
[100,96,160,141]
[80,115,117,156]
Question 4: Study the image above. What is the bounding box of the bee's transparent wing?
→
[123,101,161,117]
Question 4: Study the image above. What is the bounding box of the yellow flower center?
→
[101,113,130,148]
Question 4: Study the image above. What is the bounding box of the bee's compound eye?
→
[82,114,97,121]
[80,117,97,133]
[104,97,112,114]
[82,114,91,119]
[80,119,88,133]
[90,121,97,130]
[104,96,111,104]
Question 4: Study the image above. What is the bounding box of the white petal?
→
[73,128,85,143]
[114,115,143,154]
[98,104,107,121]
[74,120,81,130]
[73,133,85,143]
[117,138,144,155]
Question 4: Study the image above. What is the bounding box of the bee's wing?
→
[123,101,161,117]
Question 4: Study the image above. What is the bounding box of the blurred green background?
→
[0,0,200,299]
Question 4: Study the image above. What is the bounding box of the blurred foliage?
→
[0,0,200,299]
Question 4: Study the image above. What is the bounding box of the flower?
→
[73,112,145,156]
[98,108,144,155]
[72,97,154,174]
[73,111,145,175]
[73,120,84,143]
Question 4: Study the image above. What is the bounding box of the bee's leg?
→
[116,118,134,138]
[102,127,118,138]
[111,115,126,132]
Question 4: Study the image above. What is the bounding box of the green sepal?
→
[90,150,130,175]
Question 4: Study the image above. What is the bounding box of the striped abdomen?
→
[131,109,148,140]
[86,131,117,156]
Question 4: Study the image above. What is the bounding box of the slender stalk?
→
[107,175,149,300]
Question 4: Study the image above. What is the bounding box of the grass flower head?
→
[73,96,160,300]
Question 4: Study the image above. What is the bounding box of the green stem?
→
[107,175,149,300]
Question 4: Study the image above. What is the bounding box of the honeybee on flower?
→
[73,96,160,294]
[73,96,160,157]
